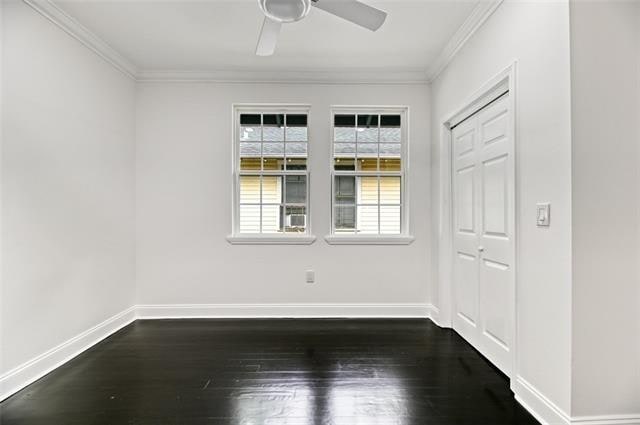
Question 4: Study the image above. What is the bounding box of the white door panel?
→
[456,165,475,233]
[451,93,514,376]
[456,252,479,326]
[482,154,508,237]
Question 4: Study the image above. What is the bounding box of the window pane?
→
[286,158,307,170]
[379,143,401,158]
[380,114,400,127]
[334,114,356,142]
[334,157,355,171]
[357,114,379,127]
[262,142,284,157]
[380,205,401,234]
[286,114,307,126]
[240,114,261,142]
[358,176,379,204]
[335,114,356,126]
[329,110,404,237]
[357,205,378,234]
[240,142,261,157]
[239,204,260,233]
[261,205,282,233]
[285,175,306,204]
[285,142,307,157]
[334,205,356,233]
[261,176,282,204]
[379,158,401,171]
[239,176,260,203]
[357,115,379,144]
[263,126,284,142]
[380,115,401,142]
[334,176,355,204]
[334,143,356,156]
[380,176,401,204]
[263,114,284,142]
[357,128,378,143]
[236,109,310,236]
[240,158,261,170]
[286,114,308,142]
[334,127,356,142]
[357,158,378,172]
[263,114,284,125]
[240,114,261,125]
[286,127,307,142]
[285,205,306,233]
[262,158,284,171]
[357,142,378,158]
[240,126,261,141]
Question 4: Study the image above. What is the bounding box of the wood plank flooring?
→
[0,319,539,424]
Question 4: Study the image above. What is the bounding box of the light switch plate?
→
[536,203,550,227]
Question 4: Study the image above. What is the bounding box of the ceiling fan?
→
[255,0,387,56]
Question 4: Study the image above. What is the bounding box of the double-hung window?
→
[229,105,314,244]
[327,107,412,244]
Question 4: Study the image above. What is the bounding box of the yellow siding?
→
[239,176,282,233]
[380,177,400,204]
[239,176,260,203]
[358,177,379,204]
[357,176,401,234]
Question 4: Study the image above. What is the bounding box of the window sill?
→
[324,235,415,245]
[226,234,317,245]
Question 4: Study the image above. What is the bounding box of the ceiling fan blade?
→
[311,0,387,31]
[256,17,282,56]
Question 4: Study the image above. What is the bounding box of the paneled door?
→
[451,92,514,376]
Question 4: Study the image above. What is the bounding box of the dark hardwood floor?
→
[0,319,538,425]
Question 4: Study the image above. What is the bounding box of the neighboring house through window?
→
[233,106,310,236]
[331,107,408,236]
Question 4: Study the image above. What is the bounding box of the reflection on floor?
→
[0,319,539,424]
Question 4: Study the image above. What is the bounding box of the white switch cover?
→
[536,203,550,227]
[305,270,315,283]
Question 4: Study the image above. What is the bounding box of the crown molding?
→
[23,0,138,79]
[426,0,504,83]
[28,0,498,85]
[135,69,429,85]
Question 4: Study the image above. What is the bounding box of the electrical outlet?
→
[305,270,315,283]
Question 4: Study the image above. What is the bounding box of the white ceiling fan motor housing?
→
[259,0,312,23]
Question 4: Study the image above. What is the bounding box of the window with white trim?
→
[330,107,407,236]
[233,106,310,236]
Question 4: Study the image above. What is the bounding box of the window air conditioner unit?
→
[286,214,306,228]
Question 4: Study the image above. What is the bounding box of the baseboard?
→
[570,415,640,425]
[136,303,432,319]
[514,375,571,425]
[514,376,640,425]
[0,306,136,402]
[426,303,444,326]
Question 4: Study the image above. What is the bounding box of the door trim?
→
[437,62,518,386]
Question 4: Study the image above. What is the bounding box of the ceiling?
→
[50,0,489,81]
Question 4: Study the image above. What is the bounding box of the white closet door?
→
[452,93,514,376]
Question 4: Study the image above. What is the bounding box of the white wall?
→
[135,83,430,307]
[1,0,136,377]
[430,0,573,417]
[569,0,640,417]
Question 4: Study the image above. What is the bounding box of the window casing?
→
[232,105,311,238]
[330,107,408,237]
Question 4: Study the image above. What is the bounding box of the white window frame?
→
[325,106,414,245]
[227,104,315,245]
